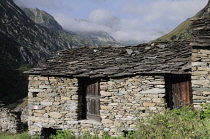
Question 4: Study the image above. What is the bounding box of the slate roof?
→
[26,41,191,78]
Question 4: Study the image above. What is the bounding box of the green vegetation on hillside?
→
[153,1,210,42]
[155,17,194,42]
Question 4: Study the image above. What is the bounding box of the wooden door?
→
[86,79,101,121]
[165,77,192,109]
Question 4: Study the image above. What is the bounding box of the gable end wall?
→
[192,47,210,108]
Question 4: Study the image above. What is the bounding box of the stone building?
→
[26,17,210,137]
[26,42,192,137]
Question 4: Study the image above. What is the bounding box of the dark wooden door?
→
[86,79,101,121]
[165,77,192,109]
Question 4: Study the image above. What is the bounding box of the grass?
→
[0,132,39,139]
[1,106,210,139]
[151,17,194,42]
[6,97,28,110]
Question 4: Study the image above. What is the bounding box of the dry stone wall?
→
[28,75,80,135]
[192,48,210,108]
[0,108,21,134]
[99,75,165,135]
[28,75,166,136]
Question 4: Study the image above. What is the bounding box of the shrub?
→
[127,106,210,139]
[170,35,177,40]
[50,130,75,139]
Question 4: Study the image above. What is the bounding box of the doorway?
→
[165,76,192,109]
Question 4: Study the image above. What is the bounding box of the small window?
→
[84,79,101,121]
[32,92,39,97]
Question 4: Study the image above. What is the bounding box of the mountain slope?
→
[154,1,210,42]
[0,0,63,64]
[0,31,29,106]
[21,7,63,31]
[0,0,95,66]
[21,7,121,46]
[0,32,32,68]
[74,31,120,46]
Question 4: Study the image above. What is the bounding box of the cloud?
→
[54,12,164,42]
[123,0,207,22]
[89,9,120,31]
[14,0,72,10]
[53,14,112,33]
[112,19,167,42]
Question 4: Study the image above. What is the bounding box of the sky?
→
[14,0,208,43]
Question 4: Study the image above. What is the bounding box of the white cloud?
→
[89,9,117,24]
[53,14,112,33]
[123,0,207,22]
[14,0,71,10]
[54,12,165,42]
[89,9,121,31]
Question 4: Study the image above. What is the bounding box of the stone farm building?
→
[26,17,210,137]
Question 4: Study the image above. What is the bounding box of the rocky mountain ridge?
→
[21,7,121,47]
[0,0,98,66]
[21,7,63,31]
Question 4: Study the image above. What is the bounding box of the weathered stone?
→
[39,85,51,89]
[28,89,43,92]
[152,98,164,103]
[49,112,63,119]
[200,50,210,55]
[72,95,78,100]
[192,62,207,66]
[108,103,119,106]
[34,113,43,117]
[101,91,112,96]
[39,77,48,81]
[143,102,155,107]
[119,91,128,94]
[61,96,71,100]
[148,81,164,85]
[101,106,113,110]
[203,91,210,95]
[53,102,60,105]
[141,88,165,94]
[102,119,112,124]
[192,71,208,75]
[192,53,207,57]
[35,110,45,113]
[40,102,52,106]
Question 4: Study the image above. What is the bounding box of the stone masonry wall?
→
[0,108,21,134]
[99,75,165,135]
[28,75,166,136]
[28,75,80,135]
[192,48,210,108]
